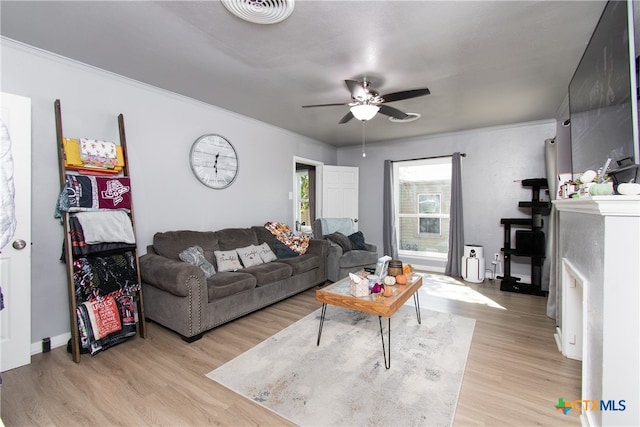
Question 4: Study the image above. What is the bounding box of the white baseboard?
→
[30,332,71,355]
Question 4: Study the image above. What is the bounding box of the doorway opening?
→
[294,160,318,235]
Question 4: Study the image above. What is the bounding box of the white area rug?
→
[207,299,475,427]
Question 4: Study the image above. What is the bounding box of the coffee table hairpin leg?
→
[317,303,327,345]
[379,291,422,369]
[379,316,391,369]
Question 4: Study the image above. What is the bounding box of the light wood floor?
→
[1,276,582,426]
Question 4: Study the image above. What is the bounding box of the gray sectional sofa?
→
[139,226,329,342]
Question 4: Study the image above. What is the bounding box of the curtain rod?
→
[391,153,466,163]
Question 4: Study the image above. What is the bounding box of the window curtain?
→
[544,137,558,320]
[445,152,464,276]
[382,160,398,259]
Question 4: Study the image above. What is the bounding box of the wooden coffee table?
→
[315,273,422,369]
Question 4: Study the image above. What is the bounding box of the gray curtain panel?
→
[382,160,398,259]
[544,137,558,320]
[445,153,464,276]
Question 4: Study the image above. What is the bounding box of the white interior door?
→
[0,92,32,372]
[321,165,359,230]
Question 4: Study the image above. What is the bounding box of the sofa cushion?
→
[207,271,257,301]
[243,262,293,286]
[237,245,263,267]
[279,253,321,275]
[153,231,218,262]
[215,228,258,251]
[325,232,353,252]
[339,249,379,269]
[179,245,216,278]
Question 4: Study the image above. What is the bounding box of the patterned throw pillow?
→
[236,245,264,267]
[214,249,243,272]
[179,245,216,278]
[257,242,277,263]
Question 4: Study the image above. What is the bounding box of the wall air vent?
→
[221,0,295,24]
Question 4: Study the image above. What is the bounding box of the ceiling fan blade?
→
[302,102,349,108]
[345,80,367,99]
[379,105,409,120]
[339,111,354,124]
[380,88,430,103]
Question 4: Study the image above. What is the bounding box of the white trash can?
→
[461,244,485,283]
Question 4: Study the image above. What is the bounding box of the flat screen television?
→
[569,0,639,183]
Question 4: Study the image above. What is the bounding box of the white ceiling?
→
[0,1,607,147]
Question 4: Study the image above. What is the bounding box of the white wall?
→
[2,37,559,348]
[1,39,337,345]
[338,120,557,278]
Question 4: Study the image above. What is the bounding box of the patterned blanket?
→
[264,221,309,254]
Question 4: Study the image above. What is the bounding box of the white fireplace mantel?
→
[553,195,640,427]
[554,195,640,216]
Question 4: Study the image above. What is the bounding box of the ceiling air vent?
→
[389,113,421,123]
[221,0,295,24]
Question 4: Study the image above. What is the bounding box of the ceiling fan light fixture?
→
[221,0,295,24]
[350,104,380,121]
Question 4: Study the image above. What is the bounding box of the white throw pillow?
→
[257,242,277,263]
[214,249,243,272]
[236,245,263,267]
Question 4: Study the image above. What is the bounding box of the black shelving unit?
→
[498,178,549,296]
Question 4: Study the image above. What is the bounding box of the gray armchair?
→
[312,218,379,282]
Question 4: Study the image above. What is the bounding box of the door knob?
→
[12,239,27,250]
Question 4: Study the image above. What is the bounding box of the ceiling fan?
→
[302,79,430,124]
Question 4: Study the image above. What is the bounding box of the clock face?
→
[189,134,238,189]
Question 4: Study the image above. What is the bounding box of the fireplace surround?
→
[554,196,640,427]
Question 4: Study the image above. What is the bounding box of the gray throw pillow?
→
[348,231,367,250]
[273,239,299,258]
[325,232,352,252]
[179,245,216,278]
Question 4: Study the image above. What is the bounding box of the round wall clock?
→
[189,134,239,189]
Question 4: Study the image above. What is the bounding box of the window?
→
[393,157,451,258]
[418,194,441,235]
